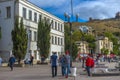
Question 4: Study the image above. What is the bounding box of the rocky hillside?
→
[71,19,120,35]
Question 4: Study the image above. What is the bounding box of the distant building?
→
[95,36,113,54]
[115,12,120,19]
[78,25,94,35]
[0,0,64,61]
[75,41,89,54]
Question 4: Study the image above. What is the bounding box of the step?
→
[92,72,120,77]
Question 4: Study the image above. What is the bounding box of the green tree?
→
[72,43,78,60]
[65,24,78,61]
[104,32,114,40]
[104,32,120,55]
[101,48,109,55]
[104,32,118,44]
[84,34,96,52]
[104,49,109,55]
[37,19,51,59]
[72,30,82,42]
[65,24,71,51]
[84,34,95,43]
[11,17,28,64]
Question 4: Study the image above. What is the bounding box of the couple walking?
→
[50,51,71,78]
[59,52,71,78]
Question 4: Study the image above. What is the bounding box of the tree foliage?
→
[65,24,78,60]
[101,48,109,55]
[104,32,120,55]
[11,17,28,63]
[104,32,118,44]
[72,30,82,42]
[37,19,51,59]
[72,43,78,60]
[84,34,96,50]
[65,24,71,51]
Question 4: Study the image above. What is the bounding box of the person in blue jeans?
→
[50,52,58,77]
[59,55,66,76]
[64,53,71,78]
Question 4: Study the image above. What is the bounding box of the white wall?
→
[0,0,15,61]
[18,0,64,60]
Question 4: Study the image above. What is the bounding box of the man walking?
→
[50,52,58,77]
[64,52,71,78]
[85,54,94,76]
[9,55,15,71]
[59,54,66,76]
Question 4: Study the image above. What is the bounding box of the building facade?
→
[0,0,64,61]
[75,41,89,54]
[95,36,113,54]
[78,25,94,35]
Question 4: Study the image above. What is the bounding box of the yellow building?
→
[75,41,89,54]
[95,36,113,54]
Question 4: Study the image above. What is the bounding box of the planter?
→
[14,61,25,67]
[71,67,77,77]
[14,63,25,67]
[40,62,48,65]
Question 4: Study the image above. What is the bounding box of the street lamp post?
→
[64,0,79,67]
[64,12,79,67]
[64,13,72,66]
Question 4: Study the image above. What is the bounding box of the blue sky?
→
[28,0,120,22]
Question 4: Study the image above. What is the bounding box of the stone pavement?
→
[0,62,120,80]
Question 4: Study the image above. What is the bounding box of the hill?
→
[71,19,120,35]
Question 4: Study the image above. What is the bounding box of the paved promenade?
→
[0,62,120,80]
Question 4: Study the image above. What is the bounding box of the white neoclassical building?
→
[0,0,64,61]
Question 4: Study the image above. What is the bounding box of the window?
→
[23,7,26,19]
[61,24,63,32]
[52,20,54,29]
[29,30,32,41]
[52,36,54,44]
[44,17,46,21]
[55,22,57,30]
[34,12,37,22]
[34,31,37,41]
[39,14,42,21]
[61,38,63,45]
[58,37,60,45]
[55,37,57,44]
[58,23,60,31]
[6,6,11,18]
[47,18,50,24]
[29,10,32,20]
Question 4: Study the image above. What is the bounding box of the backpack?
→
[62,56,67,64]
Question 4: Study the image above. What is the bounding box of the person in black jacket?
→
[9,55,15,71]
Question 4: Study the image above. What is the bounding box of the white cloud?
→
[73,0,120,19]
[29,0,120,20]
